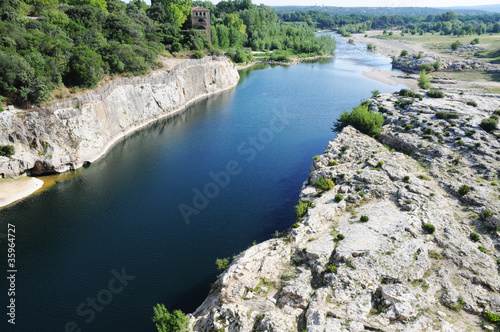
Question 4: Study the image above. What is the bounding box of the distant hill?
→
[440,4,500,13]
[272,6,490,16]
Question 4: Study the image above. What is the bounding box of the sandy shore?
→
[363,68,418,90]
[340,30,425,58]
[0,177,44,209]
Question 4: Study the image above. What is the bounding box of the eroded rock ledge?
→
[191,89,500,331]
[0,57,240,178]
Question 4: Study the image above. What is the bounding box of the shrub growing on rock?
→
[422,223,436,234]
[433,60,441,71]
[0,145,15,157]
[481,118,498,132]
[427,89,445,98]
[360,215,369,222]
[400,50,408,57]
[419,63,433,72]
[332,103,384,137]
[215,257,230,271]
[466,101,478,107]
[152,304,190,332]
[470,232,480,242]
[334,194,344,203]
[193,50,205,59]
[435,111,459,119]
[336,234,345,240]
[294,201,309,218]
[458,185,471,196]
[314,177,334,191]
[399,89,415,97]
[483,210,494,219]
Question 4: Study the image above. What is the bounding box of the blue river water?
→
[0,35,405,332]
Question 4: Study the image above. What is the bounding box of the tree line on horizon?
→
[279,9,500,37]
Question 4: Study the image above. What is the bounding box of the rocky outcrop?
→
[0,57,239,178]
[190,89,500,331]
[392,53,500,73]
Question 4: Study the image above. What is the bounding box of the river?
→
[0,35,405,332]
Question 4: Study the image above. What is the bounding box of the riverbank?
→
[190,89,500,331]
[340,31,500,93]
[0,177,43,208]
[0,57,240,207]
[235,54,335,70]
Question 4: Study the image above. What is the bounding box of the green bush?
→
[415,51,423,59]
[471,38,480,45]
[294,201,309,218]
[371,90,380,97]
[433,60,441,71]
[426,89,445,98]
[332,103,384,137]
[192,50,205,59]
[399,89,415,97]
[325,263,337,273]
[403,175,410,182]
[360,215,369,222]
[232,48,248,63]
[458,185,471,196]
[152,304,189,332]
[470,232,480,242]
[0,145,15,157]
[481,118,498,132]
[418,70,431,89]
[336,234,345,240]
[314,177,334,191]
[215,257,230,271]
[466,100,478,107]
[422,223,436,234]
[334,194,344,202]
[451,40,462,50]
[292,222,300,228]
[400,50,408,57]
[485,311,500,323]
[419,63,433,72]
[483,210,494,218]
[435,111,459,119]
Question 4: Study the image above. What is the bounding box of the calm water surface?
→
[0,35,405,331]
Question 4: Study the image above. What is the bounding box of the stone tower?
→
[191,6,211,43]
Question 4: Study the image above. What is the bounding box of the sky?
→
[209,0,500,7]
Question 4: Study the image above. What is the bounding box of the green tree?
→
[152,304,189,332]
[156,0,192,28]
[418,70,431,89]
[332,103,384,137]
[67,0,108,11]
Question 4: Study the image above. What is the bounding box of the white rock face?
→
[191,90,500,331]
[0,57,240,178]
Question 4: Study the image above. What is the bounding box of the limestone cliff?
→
[0,57,239,178]
[190,89,500,331]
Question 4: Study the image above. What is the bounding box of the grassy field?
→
[375,32,500,60]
